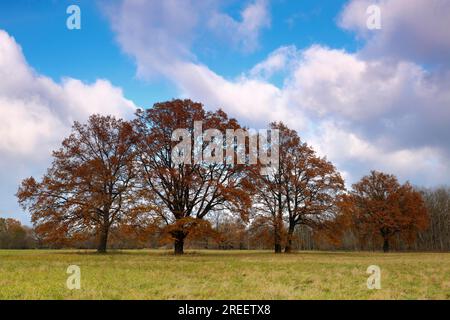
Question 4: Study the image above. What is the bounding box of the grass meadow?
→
[0,250,449,300]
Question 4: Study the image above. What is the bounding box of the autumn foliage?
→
[0,218,35,249]
[17,115,144,252]
[251,122,345,253]
[339,171,429,252]
[15,99,431,254]
[133,100,253,254]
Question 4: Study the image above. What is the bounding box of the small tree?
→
[17,115,141,253]
[343,171,429,252]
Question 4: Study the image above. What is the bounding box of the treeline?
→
[12,99,450,254]
[0,218,37,249]
[288,187,450,252]
[416,188,450,251]
[3,187,450,251]
[199,187,450,252]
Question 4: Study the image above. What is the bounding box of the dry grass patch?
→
[0,250,448,299]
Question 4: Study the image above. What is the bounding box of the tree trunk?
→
[274,242,282,253]
[274,218,283,253]
[284,223,295,253]
[274,191,284,254]
[174,232,185,255]
[383,238,390,253]
[97,226,109,253]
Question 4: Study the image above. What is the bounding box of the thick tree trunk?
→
[284,223,295,253]
[97,227,109,253]
[274,217,283,254]
[274,242,282,253]
[383,238,390,253]
[174,232,186,255]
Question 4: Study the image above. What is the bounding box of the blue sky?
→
[1,0,450,224]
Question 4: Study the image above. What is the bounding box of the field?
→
[0,250,449,300]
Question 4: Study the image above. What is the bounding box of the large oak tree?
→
[133,99,253,254]
[17,115,141,253]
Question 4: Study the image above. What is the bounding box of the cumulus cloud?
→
[339,0,450,65]
[308,122,450,188]
[244,45,450,185]
[0,30,136,221]
[165,61,307,130]
[286,46,450,153]
[0,31,136,157]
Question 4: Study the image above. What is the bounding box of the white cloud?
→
[249,45,299,79]
[339,0,450,65]
[163,61,306,130]
[309,122,450,187]
[105,0,204,78]
[0,30,136,157]
[105,0,270,78]
[208,0,270,52]
[286,46,450,149]
[0,30,136,222]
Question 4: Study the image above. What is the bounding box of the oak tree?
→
[279,123,344,253]
[251,150,285,253]
[133,99,253,254]
[342,171,429,252]
[17,115,141,253]
[252,123,344,253]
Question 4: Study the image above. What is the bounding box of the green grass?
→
[0,250,449,299]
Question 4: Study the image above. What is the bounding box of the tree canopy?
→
[17,114,143,252]
[340,171,429,252]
